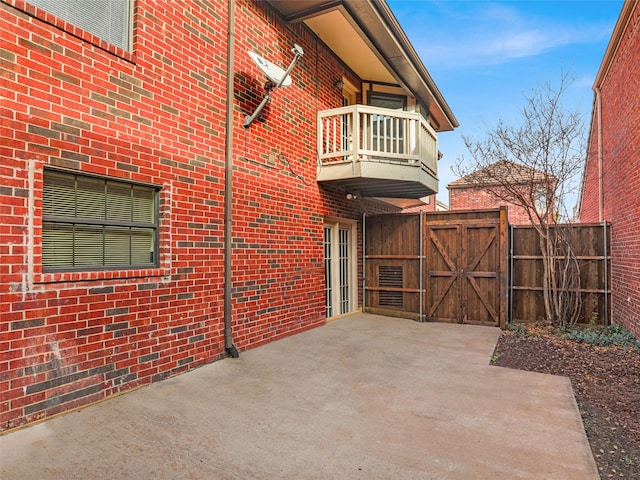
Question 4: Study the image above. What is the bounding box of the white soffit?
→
[303,10,397,84]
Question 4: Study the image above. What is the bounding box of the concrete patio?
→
[0,313,598,479]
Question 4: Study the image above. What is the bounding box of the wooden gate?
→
[365,208,507,328]
[426,211,507,326]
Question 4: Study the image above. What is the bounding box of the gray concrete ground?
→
[1,314,598,479]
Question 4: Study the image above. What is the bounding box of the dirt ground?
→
[492,325,640,479]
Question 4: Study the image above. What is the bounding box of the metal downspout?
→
[596,88,609,327]
[596,87,604,222]
[224,0,239,358]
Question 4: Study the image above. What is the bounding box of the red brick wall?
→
[0,0,396,430]
[580,1,640,337]
[449,186,534,225]
[579,120,601,223]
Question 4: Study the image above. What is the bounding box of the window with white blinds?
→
[28,0,132,51]
[43,170,158,271]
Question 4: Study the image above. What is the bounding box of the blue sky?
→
[387,0,624,205]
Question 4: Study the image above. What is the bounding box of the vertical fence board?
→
[365,214,422,320]
[364,213,609,327]
[511,223,611,325]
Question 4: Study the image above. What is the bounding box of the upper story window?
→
[28,0,133,51]
[368,92,408,151]
[368,92,406,111]
[43,169,158,272]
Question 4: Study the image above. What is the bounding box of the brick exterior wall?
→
[579,130,601,222]
[448,186,536,225]
[579,1,640,337]
[0,0,398,430]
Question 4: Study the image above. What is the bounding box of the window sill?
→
[36,268,168,285]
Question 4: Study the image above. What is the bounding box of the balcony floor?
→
[317,158,438,199]
[318,176,434,198]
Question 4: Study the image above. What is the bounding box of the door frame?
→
[324,217,358,319]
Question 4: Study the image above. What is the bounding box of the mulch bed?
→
[492,325,640,479]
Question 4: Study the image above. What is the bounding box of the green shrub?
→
[563,323,640,348]
[506,323,538,339]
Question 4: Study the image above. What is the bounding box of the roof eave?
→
[354,0,459,131]
[266,0,458,132]
[593,0,638,90]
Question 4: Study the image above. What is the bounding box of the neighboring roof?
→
[435,200,449,211]
[448,160,551,189]
[266,0,458,132]
[593,0,638,90]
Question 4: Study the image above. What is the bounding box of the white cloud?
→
[572,74,596,89]
[494,30,550,59]
[405,1,614,70]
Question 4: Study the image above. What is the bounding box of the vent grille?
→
[378,265,403,307]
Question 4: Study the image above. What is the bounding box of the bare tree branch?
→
[453,73,586,327]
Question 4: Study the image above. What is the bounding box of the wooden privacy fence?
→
[364,208,508,328]
[364,213,423,321]
[510,222,611,325]
[364,210,610,326]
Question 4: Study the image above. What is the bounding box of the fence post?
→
[499,206,509,328]
[362,212,366,313]
[419,210,424,322]
[603,220,609,326]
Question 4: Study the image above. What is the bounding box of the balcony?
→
[317,105,439,199]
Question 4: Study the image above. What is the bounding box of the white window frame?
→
[27,0,134,51]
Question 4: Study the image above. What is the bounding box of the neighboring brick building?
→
[448,160,555,225]
[578,0,639,337]
[0,0,457,430]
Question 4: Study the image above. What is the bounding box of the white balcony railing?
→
[318,105,438,178]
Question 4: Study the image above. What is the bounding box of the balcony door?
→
[324,219,357,319]
[369,92,406,155]
[341,80,357,154]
